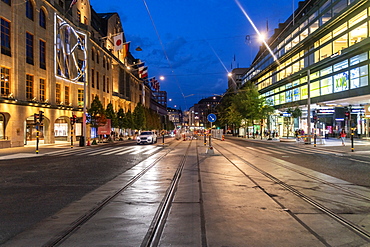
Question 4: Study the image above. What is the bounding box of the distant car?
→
[137,131,157,144]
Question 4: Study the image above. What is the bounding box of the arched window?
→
[26,0,34,21]
[39,9,46,28]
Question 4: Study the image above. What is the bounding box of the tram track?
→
[212,140,370,244]
[41,139,189,247]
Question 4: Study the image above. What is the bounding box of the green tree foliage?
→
[125,110,134,130]
[133,103,146,130]
[117,108,127,130]
[105,102,118,128]
[217,82,273,131]
[284,105,302,138]
[87,95,106,128]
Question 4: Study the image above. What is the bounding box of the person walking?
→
[340,129,346,146]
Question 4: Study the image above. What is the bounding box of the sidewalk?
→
[225,135,370,152]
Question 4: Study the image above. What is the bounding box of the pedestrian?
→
[340,129,346,146]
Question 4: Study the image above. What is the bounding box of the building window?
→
[1,0,11,5]
[40,40,46,69]
[26,74,34,100]
[56,83,61,104]
[83,16,87,25]
[65,86,69,105]
[103,75,106,92]
[96,51,99,64]
[26,0,34,21]
[0,67,10,97]
[96,71,99,89]
[39,9,46,28]
[103,57,106,68]
[91,69,95,88]
[1,18,11,56]
[77,10,81,23]
[26,32,34,65]
[39,78,46,102]
[78,89,84,107]
[107,77,109,93]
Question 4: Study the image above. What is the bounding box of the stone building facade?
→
[0,0,151,147]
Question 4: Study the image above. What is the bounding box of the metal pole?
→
[80,78,86,146]
[35,123,39,154]
[307,69,311,144]
[351,127,354,152]
[71,125,74,148]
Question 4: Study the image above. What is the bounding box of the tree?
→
[284,105,302,138]
[117,108,127,131]
[87,95,106,128]
[133,103,146,130]
[105,102,118,128]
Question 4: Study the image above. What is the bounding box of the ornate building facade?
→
[0,0,151,147]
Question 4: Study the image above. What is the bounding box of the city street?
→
[0,136,369,246]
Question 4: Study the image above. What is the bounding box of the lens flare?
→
[234,0,279,65]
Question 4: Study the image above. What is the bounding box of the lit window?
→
[0,67,10,96]
[26,74,34,100]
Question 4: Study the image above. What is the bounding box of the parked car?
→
[136,131,157,144]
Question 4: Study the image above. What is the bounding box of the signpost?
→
[206,114,216,154]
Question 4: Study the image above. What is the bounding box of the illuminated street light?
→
[159,76,165,81]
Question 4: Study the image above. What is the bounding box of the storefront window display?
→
[334,71,349,92]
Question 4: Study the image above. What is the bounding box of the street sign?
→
[207,113,217,123]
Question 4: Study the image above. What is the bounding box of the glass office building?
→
[242,0,370,137]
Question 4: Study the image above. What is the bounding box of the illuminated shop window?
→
[39,78,46,102]
[350,65,368,89]
[349,23,368,45]
[65,86,69,105]
[333,34,348,54]
[0,67,10,96]
[78,89,84,107]
[349,10,367,27]
[320,77,333,95]
[320,66,332,77]
[301,85,308,100]
[293,87,300,101]
[56,83,61,104]
[333,60,348,72]
[26,74,34,100]
[350,52,367,65]
[311,81,320,98]
[334,71,349,92]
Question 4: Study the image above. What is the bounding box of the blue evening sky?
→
[90,0,298,110]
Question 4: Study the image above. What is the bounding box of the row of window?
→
[91,69,110,93]
[257,12,369,91]
[1,18,47,68]
[2,66,85,106]
[246,0,364,83]
[264,61,370,105]
[91,47,111,70]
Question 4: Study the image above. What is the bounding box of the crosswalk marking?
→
[143,147,162,154]
[101,146,132,155]
[130,146,152,154]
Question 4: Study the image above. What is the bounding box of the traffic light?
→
[345,111,350,120]
[39,111,44,122]
[34,113,39,124]
[70,115,77,125]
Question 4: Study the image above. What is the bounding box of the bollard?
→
[221,135,225,141]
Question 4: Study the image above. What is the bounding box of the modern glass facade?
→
[242,0,370,138]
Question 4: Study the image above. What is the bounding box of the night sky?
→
[90,0,298,110]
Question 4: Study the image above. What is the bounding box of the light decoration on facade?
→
[54,14,87,84]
